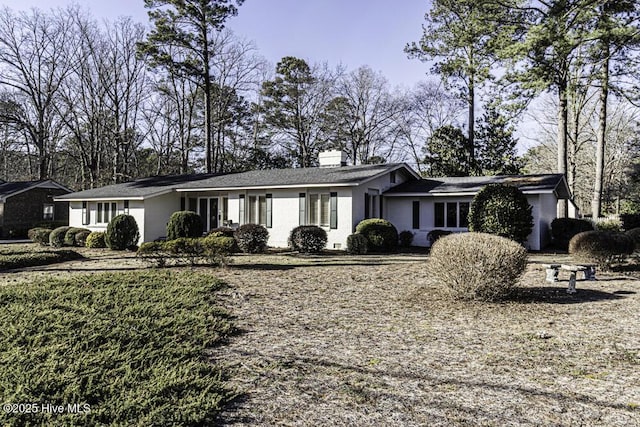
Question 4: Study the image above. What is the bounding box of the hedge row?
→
[137,236,235,267]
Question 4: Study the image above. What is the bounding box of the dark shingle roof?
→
[177,163,408,190]
[55,174,222,200]
[0,180,71,200]
[384,174,571,198]
[57,164,412,200]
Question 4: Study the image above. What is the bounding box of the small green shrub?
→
[551,218,594,250]
[105,214,140,250]
[64,227,90,247]
[346,233,368,254]
[621,213,640,231]
[569,231,634,269]
[468,184,533,244]
[289,225,328,253]
[625,227,640,250]
[74,230,91,247]
[355,219,398,252]
[166,211,203,240]
[595,219,622,232]
[398,230,414,248]
[28,227,52,246]
[234,224,269,254]
[427,232,528,301]
[0,249,83,270]
[49,226,71,248]
[427,229,452,246]
[137,236,233,267]
[85,231,106,248]
[207,227,235,238]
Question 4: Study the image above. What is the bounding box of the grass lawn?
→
[0,270,234,426]
[0,245,639,425]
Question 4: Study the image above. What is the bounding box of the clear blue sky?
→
[2,0,433,88]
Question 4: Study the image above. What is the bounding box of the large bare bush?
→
[427,232,528,301]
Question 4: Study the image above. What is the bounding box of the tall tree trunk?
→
[468,79,475,173]
[557,77,569,218]
[202,15,213,173]
[592,47,609,219]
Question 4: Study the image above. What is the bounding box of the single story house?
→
[56,151,573,250]
[0,180,72,238]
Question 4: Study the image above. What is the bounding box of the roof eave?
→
[176,182,357,192]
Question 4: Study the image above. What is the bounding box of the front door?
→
[199,197,219,232]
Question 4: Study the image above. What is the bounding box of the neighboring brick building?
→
[0,180,72,238]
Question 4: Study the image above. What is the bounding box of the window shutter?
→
[180,197,185,211]
[239,195,245,225]
[330,192,338,229]
[82,201,89,225]
[299,193,306,225]
[124,200,129,215]
[364,193,370,219]
[412,201,420,229]
[266,194,273,228]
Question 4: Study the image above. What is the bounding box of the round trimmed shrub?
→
[427,232,528,301]
[105,214,140,251]
[625,227,640,250]
[289,225,328,253]
[85,231,106,248]
[206,227,235,238]
[569,231,634,269]
[355,219,398,252]
[399,230,414,248]
[49,226,71,248]
[426,229,452,246]
[28,227,53,246]
[64,227,90,247]
[468,184,533,244]
[166,211,203,240]
[74,230,91,247]
[346,233,368,254]
[550,218,594,250]
[234,224,269,254]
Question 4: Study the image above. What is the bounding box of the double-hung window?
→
[97,202,117,224]
[305,192,337,229]
[434,202,470,228]
[245,194,272,227]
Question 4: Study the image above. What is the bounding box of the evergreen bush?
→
[595,219,622,232]
[64,227,90,247]
[289,225,328,253]
[105,214,140,251]
[398,230,414,248]
[625,227,640,250]
[550,218,594,250]
[234,224,269,253]
[346,233,368,254]
[427,232,528,301]
[468,184,533,243]
[620,213,640,231]
[426,229,452,246]
[74,230,92,247]
[49,226,71,248]
[355,218,398,252]
[569,231,634,269]
[85,232,107,248]
[166,211,203,240]
[28,228,53,246]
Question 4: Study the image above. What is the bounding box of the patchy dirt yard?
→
[1,244,639,426]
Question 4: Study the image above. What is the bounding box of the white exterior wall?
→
[67,199,149,245]
[143,193,181,242]
[384,193,560,251]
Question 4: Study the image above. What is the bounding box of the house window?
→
[239,195,245,225]
[309,193,331,227]
[434,202,470,228]
[43,204,54,221]
[97,202,117,224]
[124,200,129,215]
[246,194,271,227]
